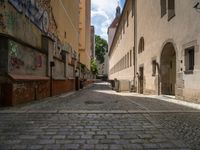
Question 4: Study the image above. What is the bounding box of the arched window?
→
[138,37,144,53]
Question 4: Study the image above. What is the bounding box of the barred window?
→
[168,0,175,21]
[160,0,167,17]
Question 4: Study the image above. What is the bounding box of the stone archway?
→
[160,42,176,95]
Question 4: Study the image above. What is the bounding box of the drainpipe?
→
[50,61,55,97]
[134,0,138,92]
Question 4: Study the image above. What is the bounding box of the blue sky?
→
[91,0,125,41]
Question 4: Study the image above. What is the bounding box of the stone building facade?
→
[0,0,80,106]
[109,0,200,103]
[109,0,135,85]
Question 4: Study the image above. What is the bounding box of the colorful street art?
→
[0,13,6,31]
[8,40,45,72]
[9,40,24,69]
[8,0,49,33]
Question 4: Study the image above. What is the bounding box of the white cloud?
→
[91,0,119,40]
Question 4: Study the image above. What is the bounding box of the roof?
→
[108,16,120,29]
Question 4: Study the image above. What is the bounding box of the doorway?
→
[139,66,144,94]
[160,42,176,95]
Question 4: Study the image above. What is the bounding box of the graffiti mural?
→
[8,40,46,75]
[0,0,4,6]
[9,40,24,69]
[0,13,6,31]
[4,12,17,32]
[8,0,49,33]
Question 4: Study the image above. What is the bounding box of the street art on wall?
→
[0,13,6,31]
[9,40,24,69]
[8,40,46,75]
[8,0,49,33]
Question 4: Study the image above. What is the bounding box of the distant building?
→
[109,0,200,103]
[108,0,135,85]
[107,3,122,78]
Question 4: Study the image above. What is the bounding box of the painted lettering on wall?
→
[8,0,49,33]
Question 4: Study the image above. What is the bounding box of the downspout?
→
[134,0,138,92]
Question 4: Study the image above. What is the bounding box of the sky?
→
[91,0,125,41]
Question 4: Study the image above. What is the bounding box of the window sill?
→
[184,70,194,74]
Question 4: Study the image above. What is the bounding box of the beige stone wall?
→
[109,0,135,81]
[136,0,200,101]
[79,0,91,70]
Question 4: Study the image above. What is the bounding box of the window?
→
[123,21,125,34]
[127,52,129,67]
[133,47,135,66]
[138,37,145,53]
[130,50,132,67]
[152,60,157,76]
[132,0,135,17]
[127,11,129,27]
[160,0,167,17]
[185,47,195,74]
[168,0,175,21]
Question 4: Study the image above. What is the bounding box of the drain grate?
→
[85,101,104,105]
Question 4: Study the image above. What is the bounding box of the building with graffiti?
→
[0,0,84,106]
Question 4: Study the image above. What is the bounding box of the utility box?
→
[118,80,130,92]
[114,79,120,92]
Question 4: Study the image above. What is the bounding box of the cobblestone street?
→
[0,82,200,150]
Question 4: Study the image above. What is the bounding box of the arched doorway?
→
[160,42,176,95]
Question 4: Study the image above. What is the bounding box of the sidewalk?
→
[115,91,200,111]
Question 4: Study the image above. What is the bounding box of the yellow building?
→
[79,0,91,71]
[51,0,79,52]
[0,0,80,105]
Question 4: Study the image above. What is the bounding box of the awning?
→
[8,73,49,81]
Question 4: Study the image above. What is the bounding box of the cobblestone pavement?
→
[0,82,200,150]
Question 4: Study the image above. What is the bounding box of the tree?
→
[90,59,98,75]
[95,35,108,64]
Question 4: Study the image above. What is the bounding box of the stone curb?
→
[0,110,199,114]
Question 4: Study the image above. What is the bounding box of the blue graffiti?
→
[8,0,48,32]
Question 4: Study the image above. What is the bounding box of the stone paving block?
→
[86,139,99,144]
[67,135,80,140]
[39,139,55,144]
[44,144,61,150]
[82,144,95,149]
[11,144,27,149]
[56,139,73,144]
[110,144,122,150]
[95,144,109,149]
[158,142,176,148]
[81,135,93,139]
[62,144,80,149]
[19,135,37,140]
[94,135,106,140]
[53,135,66,139]
[124,144,143,149]
[107,135,120,139]
[143,143,160,149]
[28,145,43,150]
